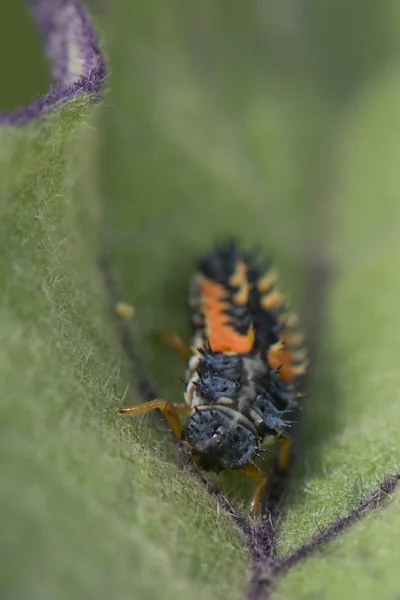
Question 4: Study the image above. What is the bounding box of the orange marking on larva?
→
[257,269,278,293]
[261,289,284,311]
[200,277,254,353]
[268,343,297,383]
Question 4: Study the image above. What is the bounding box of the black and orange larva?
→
[119,241,307,515]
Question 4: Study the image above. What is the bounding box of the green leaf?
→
[275,489,400,599]
[3,0,400,599]
[1,3,245,600]
[97,0,400,597]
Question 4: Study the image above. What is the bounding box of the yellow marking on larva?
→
[257,269,278,293]
[190,346,203,356]
[233,283,250,305]
[249,408,264,427]
[291,349,308,361]
[216,396,235,407]
[190,330,206,354]
[283,313,298,327]
[229,260,247,287]
[185,374,199,405]
[269,340,285,353]
[295,356,309,366]
[261,289,284,311]
[188,354,201,372]
[230,261,250,306]
[284,333,305,346]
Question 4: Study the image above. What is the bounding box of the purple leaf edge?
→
[0,0,106,125]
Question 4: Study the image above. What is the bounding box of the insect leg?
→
[172,403,190,415]
[238,463,269,517]
[119,399,183,440]
[157,330,191,360]
[276,437,292,471]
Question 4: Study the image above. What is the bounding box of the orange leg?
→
[238,463,269,517]
[119,400,183,440]
[276,438,292,471]
[157,330,191,361]
[173,403,190,415]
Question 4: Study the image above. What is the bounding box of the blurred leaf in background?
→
[0,1,48,111]
[1,0,400,599]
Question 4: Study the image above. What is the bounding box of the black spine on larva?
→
[198,239,240,285]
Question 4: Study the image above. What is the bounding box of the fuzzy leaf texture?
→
[1,1,400,600]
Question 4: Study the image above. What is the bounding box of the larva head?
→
[184,407,258,471]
